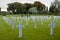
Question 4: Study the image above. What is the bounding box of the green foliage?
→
[7,1,46,14]
[34,1,45,12]
[49,5,60,14]
[7,2,23,14]
[0,7,1,12]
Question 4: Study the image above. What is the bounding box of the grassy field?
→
[0,15,60,40]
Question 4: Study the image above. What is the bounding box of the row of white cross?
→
[3,16,60,39]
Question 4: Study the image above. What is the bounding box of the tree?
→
[7,2,23,14]
[49,5,60,14]
[24,3,33,14]
[7,2,33,14]
[0,7,1,15]
[49,6,55,13]
[49,0,60,15]
[33,1,45,12]
[0,7,1,12]
[7,1,46,14]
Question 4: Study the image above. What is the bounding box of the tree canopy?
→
[7,1,46,14]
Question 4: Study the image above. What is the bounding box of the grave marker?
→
[17,20,22,38]
[31,16,37,29]
[16,16,23,39]
[11,20,15,30]
[49,18,56,35]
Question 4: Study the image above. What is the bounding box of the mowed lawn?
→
[22,18,60,40]
[0,16,19,40]
[0,15,60,40]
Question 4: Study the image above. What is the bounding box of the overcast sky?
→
[0,0,54,11]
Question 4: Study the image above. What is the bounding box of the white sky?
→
[0,0,54,11]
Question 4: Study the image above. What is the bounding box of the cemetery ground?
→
[0,15,60,40]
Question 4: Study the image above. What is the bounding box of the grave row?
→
[3,16,59,39]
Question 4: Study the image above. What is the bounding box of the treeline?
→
[7,1,48,14]
[0,1,60,15]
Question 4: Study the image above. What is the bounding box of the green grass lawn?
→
[0,16,19,40]
[0,15,60,40]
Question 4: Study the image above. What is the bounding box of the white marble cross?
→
[24,16,30,26]
[3,16,10,25]
[49,20,56,35]
[32,16,37,29]
[26,16,28,25]
[11,21,15,30]
[40,17,44,25]
[16,17,23,38]
[19,21,22,38]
